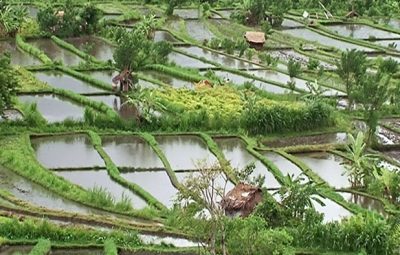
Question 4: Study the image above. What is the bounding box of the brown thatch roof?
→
[221,183,262,211]
[244,32,265,44]
[112,69,132,84]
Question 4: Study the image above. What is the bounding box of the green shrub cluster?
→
[291,213,396,254]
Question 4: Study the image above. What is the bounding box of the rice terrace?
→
[1,0,400,254]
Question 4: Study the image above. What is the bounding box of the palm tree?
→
[343,132,376,188]
[336,49,367,110]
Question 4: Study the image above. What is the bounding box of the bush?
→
[292,213,396,254]
[226,216,294,255]
[37,1,101,37]
[287,58,302,78]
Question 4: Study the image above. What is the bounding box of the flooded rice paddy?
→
[18,94,85,123]
[263,132,348,148]
[55,169,147,209]
[0,40,41,66]
[65,36,115,62]
[178,46,260,69]
[294,153,351,188]
[169,51,214,69]
[283,28,374,52]
[156,135,217,170]
[102,136,164,169]
[326,24,400,39]
[185,20,215,41]
[34,71,106,94]
[29,38,84,65]
[31,135,105,169]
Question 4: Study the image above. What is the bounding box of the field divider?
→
[87,131,167,211]
[138,133,183,191]
[197,133,239,185]
[51,36,103,64]
[16,35,53,65]
[240,136,288,186]
[56,66,114,92]
[29,239,51,255]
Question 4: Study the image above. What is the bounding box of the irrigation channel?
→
[1,2,400,254]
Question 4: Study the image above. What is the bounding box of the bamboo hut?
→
[244,31,266,49]
[221,183,262,217]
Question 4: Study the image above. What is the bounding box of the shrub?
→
[287,58,302,78]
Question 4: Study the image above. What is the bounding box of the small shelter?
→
[112,69,135,92]
[220,183,262,217]
[244,31,265,49]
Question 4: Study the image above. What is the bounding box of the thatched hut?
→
[244,31,265,49]
[112,69,135,92]
[221,183,262,217]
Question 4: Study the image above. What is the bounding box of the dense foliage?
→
[0,54,19,117]
[0,1,26,37]
[37,1,101,37]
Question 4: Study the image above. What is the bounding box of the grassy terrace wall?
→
[51,36,102,64]
[16,35,52,65]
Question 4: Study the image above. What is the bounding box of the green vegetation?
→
[37,2,101,37]
[2,0,400,253]
[0,54,19,116]
[104,239,118,255]
[0,2,27,37]
[29,239,51,255]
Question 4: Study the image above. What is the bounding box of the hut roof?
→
[112,69,132,84]
[244,32,265,44]
[221,183,262,211]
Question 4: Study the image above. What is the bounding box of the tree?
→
[113,28,172,72]
[177,161,229,255]
[0,54,19,117]
[343,132,376,187]
[177,160,263,255]
[288,58,302,78]
[336,49,367,110]
[165,0,188,16]
[352,71,399,144]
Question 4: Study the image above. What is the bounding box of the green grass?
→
[29,239,51,255]
[104,239,118,255]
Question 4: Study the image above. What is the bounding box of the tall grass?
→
[145,64,205,82]
[29,239,51,255]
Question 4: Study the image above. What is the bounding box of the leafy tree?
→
[0,54,19,117]
[353,71,399,144]
[372,168,400,203]
[177,161,229,255]
[113,28,172,72]
[336,49,367,110]
[37,1,101,37]
[165,0,188,16]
